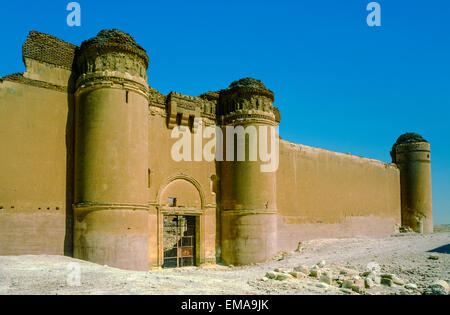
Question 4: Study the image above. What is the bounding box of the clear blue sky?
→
[1,0,449,224]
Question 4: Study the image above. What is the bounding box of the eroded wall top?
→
[22,31,77,70]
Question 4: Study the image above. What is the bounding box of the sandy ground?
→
[0,232,448,295]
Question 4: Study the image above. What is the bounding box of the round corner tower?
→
[73,30,150,270]
[391,133,433,234]
[218,78,280,265]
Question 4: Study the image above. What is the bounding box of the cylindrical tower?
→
[219,78,280,265]
[391,133,433,234]
[73,30,150,270]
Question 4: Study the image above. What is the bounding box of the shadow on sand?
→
[428,244,450,254]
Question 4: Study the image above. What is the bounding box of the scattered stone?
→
[274,252,289,261]
[351,285,363,293]
[261,277,269,282]
[274,268,290,273]
[404,283,418,290]
[428,255,439,260]
[316,282,329,289]
[309,268,321,278]
[294,265,310,274]
[423,280,449,295]
[365,278,374,289]
[392,275,405,285]
[340,288,353,294]
[343,280,354,289]
[399,226,414,233]
[373,276,381,285]
[320,272,333,285]
[364,272,377,281]
[265,271,277,279]
[289,271,304,279]
[317,260,326,268]
[380,273,394,280]
[360,271,371,277]
[276,273,293,281]
[352,279,365,293]
[338,267,359,276]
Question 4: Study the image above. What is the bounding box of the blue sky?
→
[1,0,449,224]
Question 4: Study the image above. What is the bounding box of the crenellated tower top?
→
[75,29,149,96]
[218,78,281,125]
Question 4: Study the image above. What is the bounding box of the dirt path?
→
[0,232,448,295]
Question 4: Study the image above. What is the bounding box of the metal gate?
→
[163,215,196,268]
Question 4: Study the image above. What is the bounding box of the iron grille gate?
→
[163,215,196,268]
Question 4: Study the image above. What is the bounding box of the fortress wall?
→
[147,112,217,266]
[0,30,415,268]
[276,140,401,252]
[0,79,72,255]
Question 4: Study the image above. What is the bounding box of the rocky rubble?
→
[423,280,450,295]
[263,260,449,295]
[1,232,448,295]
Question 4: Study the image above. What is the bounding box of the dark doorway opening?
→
[163,215,196,268]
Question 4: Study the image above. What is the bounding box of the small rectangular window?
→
[126,91,129,103]
[176,113,183,126]
[148,169,151,188]
[188,115,195,131]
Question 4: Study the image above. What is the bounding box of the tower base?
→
[221,211,277,265]
[73,205,149,271]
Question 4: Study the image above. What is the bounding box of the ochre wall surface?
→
[0,79,72,255]
[276,140,401,251]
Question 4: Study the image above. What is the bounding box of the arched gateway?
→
[156,175,206,268]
